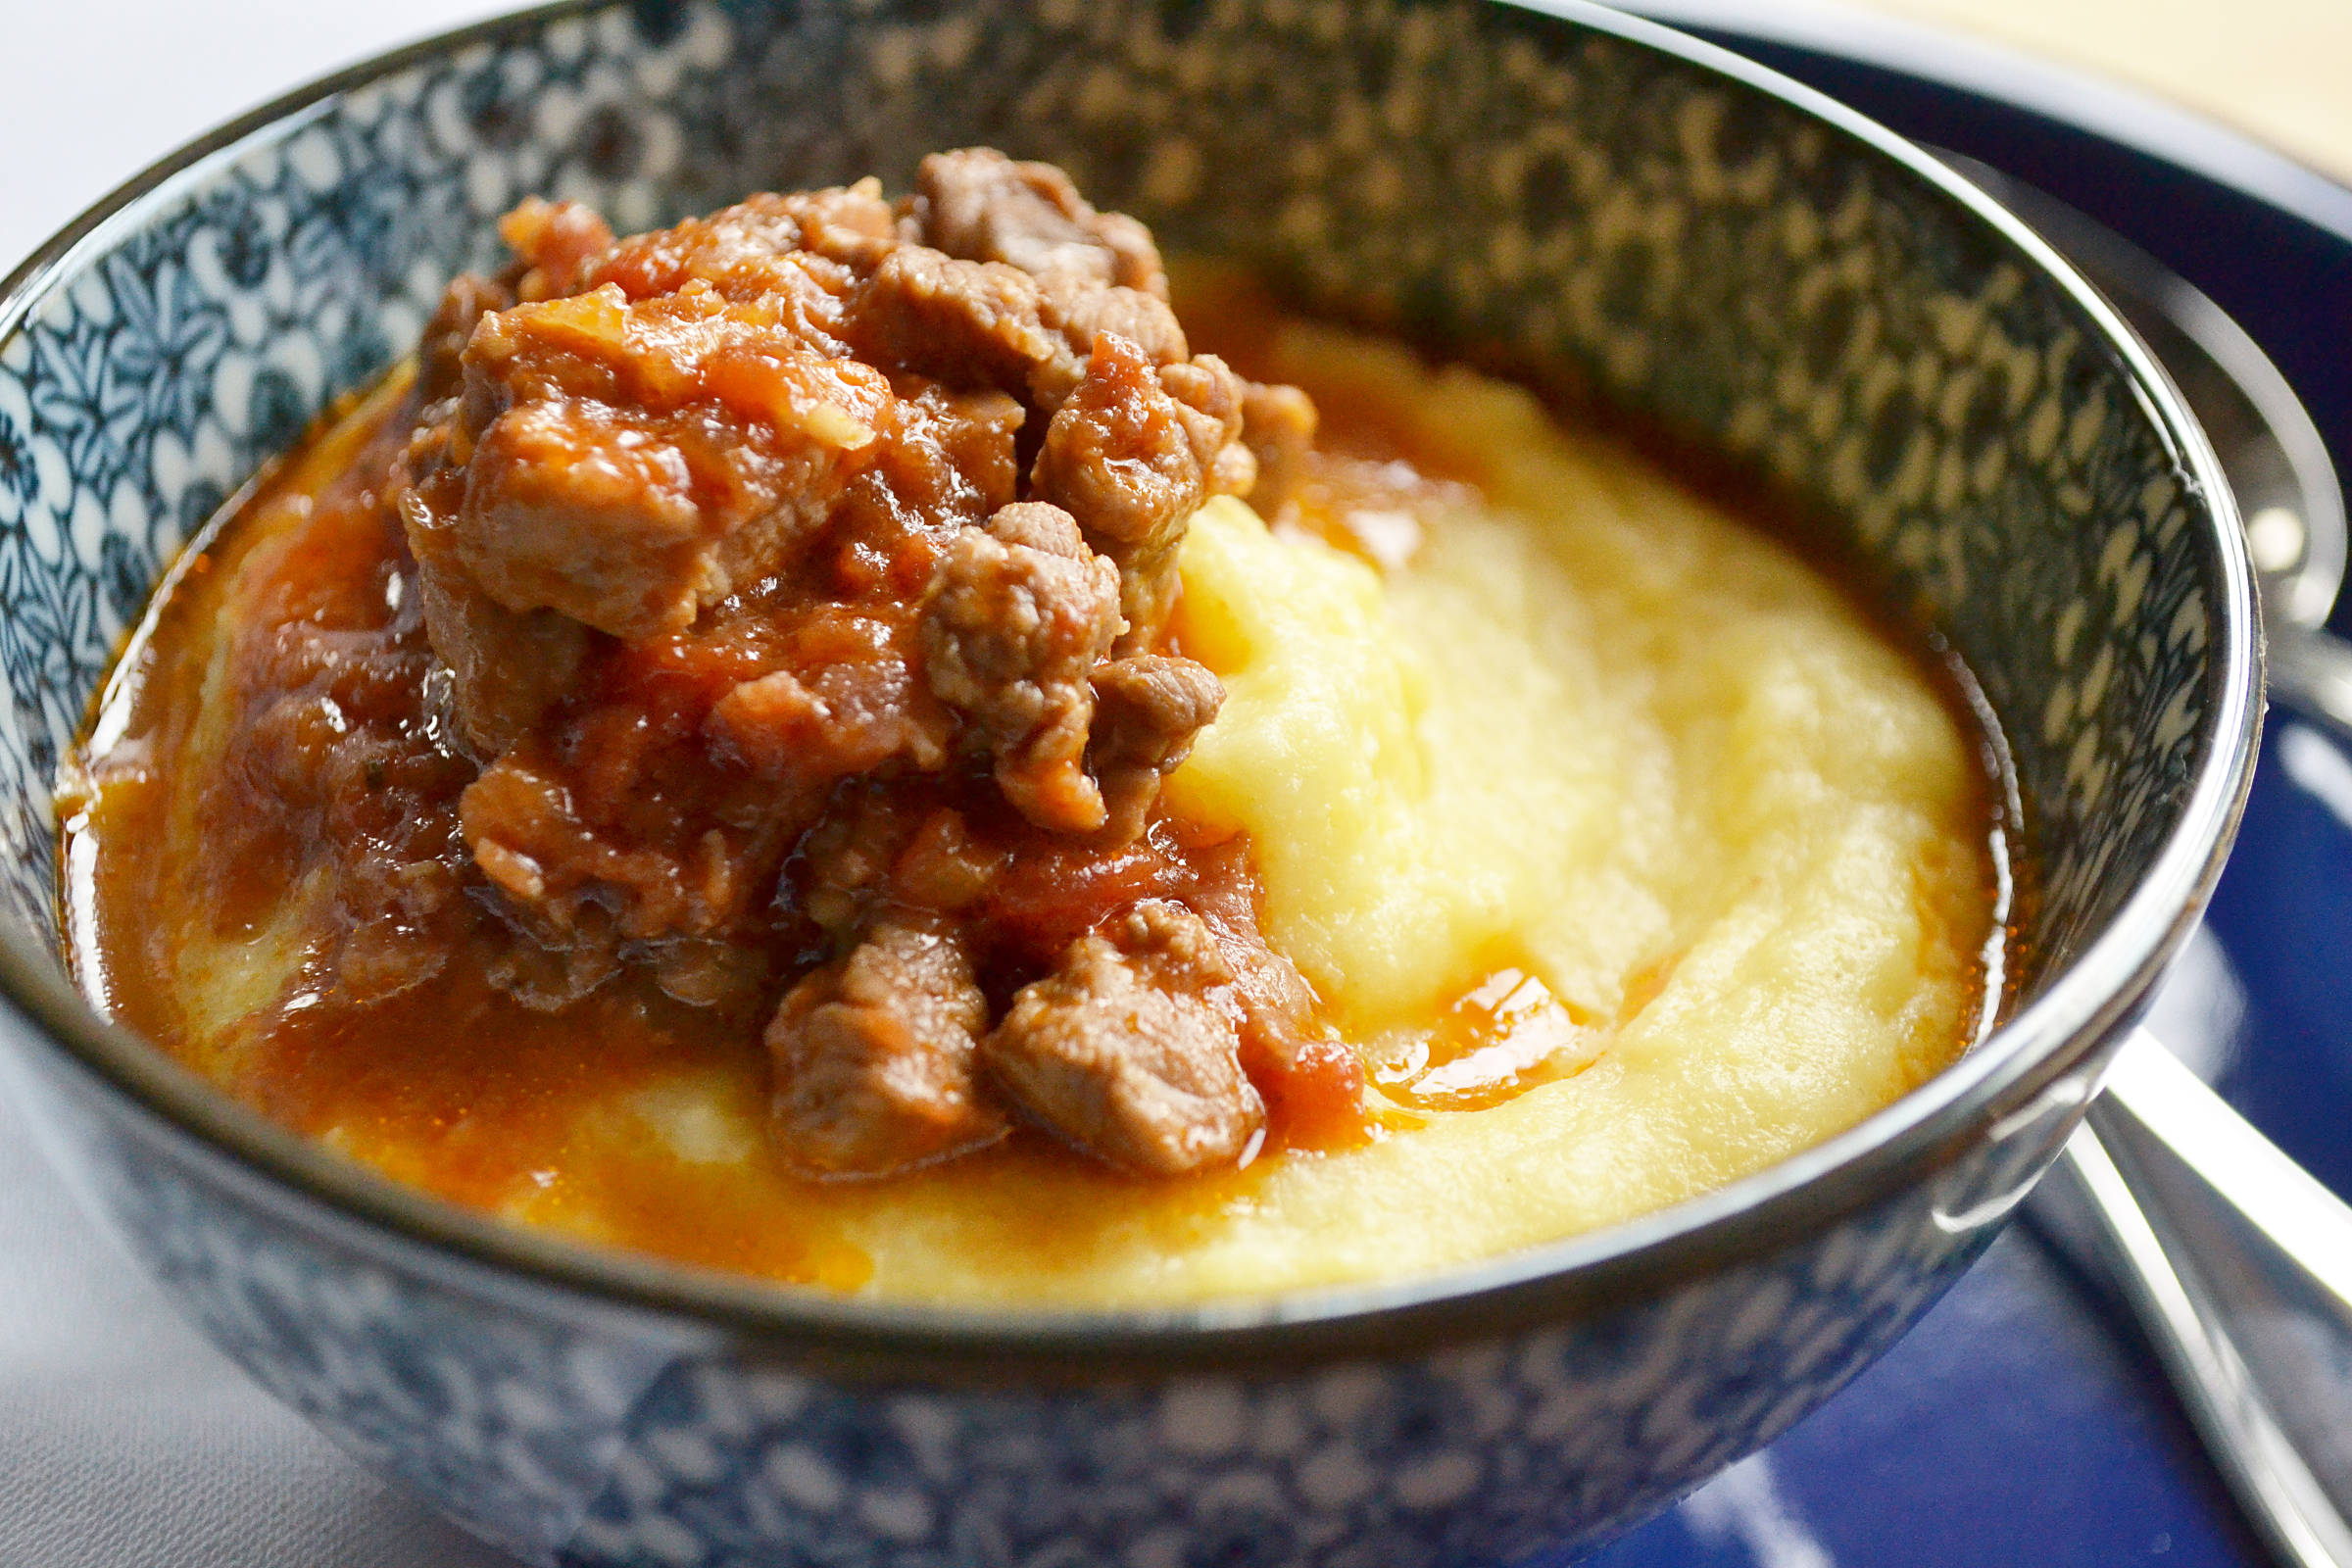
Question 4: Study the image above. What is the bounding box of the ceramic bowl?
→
[0,2,2258,1563]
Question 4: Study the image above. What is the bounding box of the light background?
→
[7,0,2352,276]
[0,1,2340,1564]
[1862,0,2352,184]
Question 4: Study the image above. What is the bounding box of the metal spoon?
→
[1947,155,2352,1568]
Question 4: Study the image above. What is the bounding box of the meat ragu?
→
[76,151,1366,1192]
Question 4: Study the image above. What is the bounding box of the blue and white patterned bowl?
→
[0,2,2260,1564]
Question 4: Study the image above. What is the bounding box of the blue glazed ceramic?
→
[0,2,2260,1564]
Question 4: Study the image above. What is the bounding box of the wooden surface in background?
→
[1852,0,2352,181]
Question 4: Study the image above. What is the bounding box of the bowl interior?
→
[0,0,2251,1300]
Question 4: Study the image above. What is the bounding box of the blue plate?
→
[1571,10,2352,1563]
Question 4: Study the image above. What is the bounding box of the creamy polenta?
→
[1138,327,1990,1294]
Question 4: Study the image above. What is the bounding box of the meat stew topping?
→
[223,151,1363,1179]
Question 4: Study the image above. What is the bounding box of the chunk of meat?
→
[1178,837,1366,1151]
[793,778,941,938]
[1241,379,1319,518]
[1033,335,1200,556]
[456,398,705,639]
[982,901,1264,1174]
[1027,274,1190,408]
[407,539,591,757]
[767,921,1004,1176]
[1032,335,1220,648]
[582,182,898,306]
[852,222,1191,414]
[909,383,1025,514]
[435,288,894,636]
[1089,654,1224,842]
[500,196,617,302]
[887,808,1009,914]
[1035,273,1187,366]
[851,248,1072,404]
[1158,355,1254,498]
[921,503,1123,832]
[912,147,1166,296]
[461,745,772,947]
[703,610,949,787]
[416,273,516,406]
[768,178,905,270]
[391,416,595,756]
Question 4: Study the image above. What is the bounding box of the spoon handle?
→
[2039,1029,2352,1568]
[2271,626,2352,745]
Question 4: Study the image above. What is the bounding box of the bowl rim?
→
[0,0,2262,1372]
